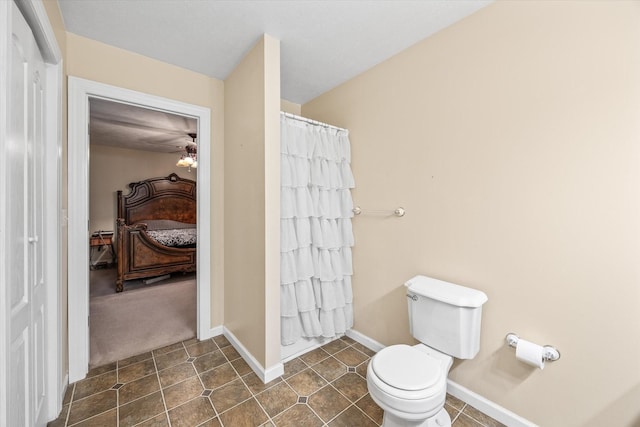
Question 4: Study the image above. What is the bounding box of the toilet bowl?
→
[367,344,453,427]
[365,275,488,427]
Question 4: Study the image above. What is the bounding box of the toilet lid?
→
[372,345,441,391]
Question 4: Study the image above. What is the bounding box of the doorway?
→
[88,98,199,367]
[68,78,212,383]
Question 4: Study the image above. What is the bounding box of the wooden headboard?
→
[117,173,196,225]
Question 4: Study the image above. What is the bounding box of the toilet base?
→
[382,407,451,427]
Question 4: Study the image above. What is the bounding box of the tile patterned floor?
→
[49,335,505,427]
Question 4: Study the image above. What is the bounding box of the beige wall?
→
[280,99,301,115]
[303,2,640,426]
[224,35,281,370]
[65,33,226,329]
[89,144,197,233]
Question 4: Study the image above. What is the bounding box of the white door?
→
[5,2,48,426]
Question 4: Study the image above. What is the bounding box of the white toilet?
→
[367,275,488,427]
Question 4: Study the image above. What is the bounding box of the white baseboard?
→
[54,374,69,421]
[221,327,284,383]
[263,362,285,383]
[202,324,223,341]
[447,381,538,427]
[346,328,537,427]
[60,374,68,401]
[346,328,385,352]
[281,336,334,363]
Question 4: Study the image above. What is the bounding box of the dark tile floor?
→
[49,335,504,427]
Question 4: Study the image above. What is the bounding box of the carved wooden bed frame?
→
[116,173,196,292]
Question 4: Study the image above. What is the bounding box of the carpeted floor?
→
[89,268,197,368]
[90,267,196,297]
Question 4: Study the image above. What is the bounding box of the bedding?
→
[145,226,197,247]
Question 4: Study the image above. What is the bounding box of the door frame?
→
[67,77,212,383]
[0,0,62,423]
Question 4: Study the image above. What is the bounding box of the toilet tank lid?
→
[405,275,488,308]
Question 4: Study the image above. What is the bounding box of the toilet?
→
[367,275,488,427]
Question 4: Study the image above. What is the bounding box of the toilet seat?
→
[367,345,449,421]
[369,345,446,402]
[372,345,441,391]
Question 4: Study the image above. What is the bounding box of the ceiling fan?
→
[175,132,198,171]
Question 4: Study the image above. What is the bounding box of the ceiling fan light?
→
[176,134,198,169]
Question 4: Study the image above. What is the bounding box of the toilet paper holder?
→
[505,333,561,362]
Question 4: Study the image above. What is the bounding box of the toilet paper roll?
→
[515,338,545,369]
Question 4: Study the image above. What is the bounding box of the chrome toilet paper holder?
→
[505,333,561,362]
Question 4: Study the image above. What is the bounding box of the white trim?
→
[281,337,333,363]
[67,78,90,383]
[67,77,212,383]
[223,327,284,383]
[0,4,10,425]
[346,328,537,427]
[206,325,224,340]
[264,362,285,384]
[13,0,61,63]
[446,381,539,427]
[43,51,63,424]
[346,328,385,352]
[58,375,68,413]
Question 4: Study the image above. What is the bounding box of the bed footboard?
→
[116,219,196,292]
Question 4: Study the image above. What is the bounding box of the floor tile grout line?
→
[280,370,350,426]
[307,361,348,387]
[213,394,258,424]
[353,393,383,426]
[177,337,223,424]
[192,358,221,422]
[162,338,224,426]
[250,386,279,426]
[460,405,496,427]
[451,402,466,424]
[63,383,75,427]
[66,383,124,425]
[151,348,173,427]
[322,402,357,426]
[162,393,218,426]
[66,409,116,427]
[278,374,328,424]
[326,381,366,418]
[116,367,120,427]
[208,340,261,421]
[326,370,366,404]
[253,379,299,422]
[307,401,332,426]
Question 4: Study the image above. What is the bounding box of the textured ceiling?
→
[89,98,197,153]
[59,0,492,104]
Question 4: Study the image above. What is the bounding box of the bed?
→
[115,173,197,292]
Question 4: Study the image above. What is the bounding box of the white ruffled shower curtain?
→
[280,114,355,346]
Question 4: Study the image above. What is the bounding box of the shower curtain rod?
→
[280,111,347,133]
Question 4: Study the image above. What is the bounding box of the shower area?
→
[280,112,355,360]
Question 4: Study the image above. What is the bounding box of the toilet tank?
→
[405,275,488,359]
